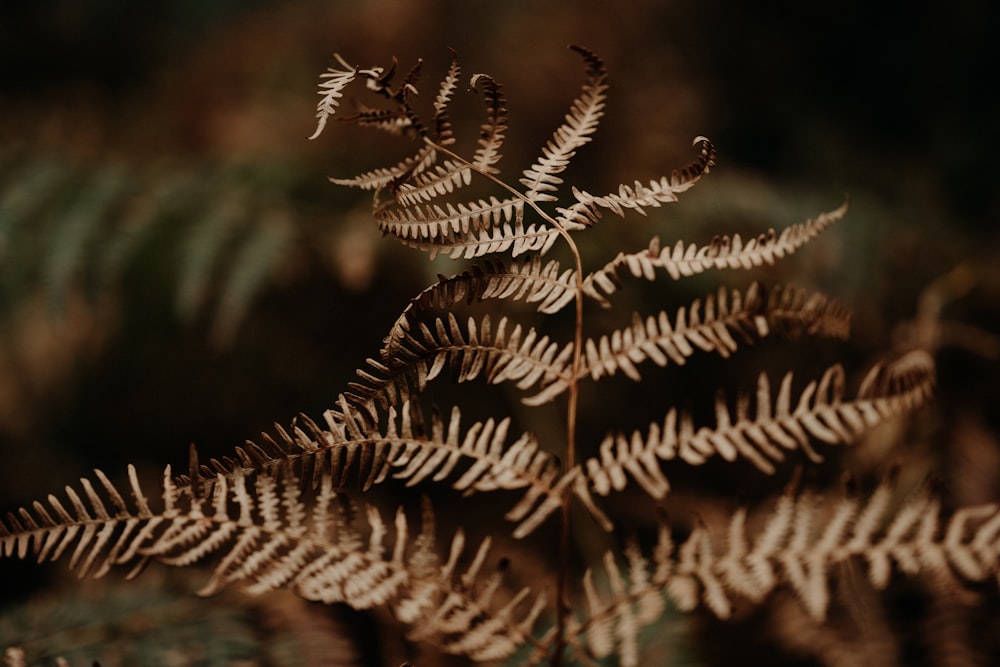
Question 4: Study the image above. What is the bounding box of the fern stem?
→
[423,137,585,665]
[555,230,584,667]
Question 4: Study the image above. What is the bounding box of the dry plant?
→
[3,46,997,666]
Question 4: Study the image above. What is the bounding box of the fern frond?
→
[0,155,304,344]
[581,356,935,504]
[374,194,524,242]
[308,54,360,141]
[365,401,567,537]
[397,57,424,102]
[856,348,937,408]
[329,144,437,191]
[346,313,574,411]
[310,54,426,141]
[189,399,380,494]
[583,202,848,306]
[520,45,608,202]
[571,282,849,388]
[432,51,461,146]
[468,72,508,174]
[0,157,65,234]
[387,216,562,260]
[0,465,545,662]
[188,397,565,537]
[175,193,248,323]
[521,283,847,407]
[95,169,199,293]
[211,210,294,346]
[674,480,1000,622]
[564,476,1000,665]
[0,465,161,580]
[392,159,473,206]
[362,56,400,98]
[766,282,852,340]
[566,531,671,667]
[566,137,716,225]
[388,82,499,202]
[381,256,577,360]
[344,104,415,136]
[334,64,507,217]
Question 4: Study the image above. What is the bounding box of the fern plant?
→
[0,155,297,346]
[2,46,996,666]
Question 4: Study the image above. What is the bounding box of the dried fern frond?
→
[373,403,568,537]
[374,194,525,242]
[561,137,717,228]
[311,53,449,191]
[0,464,545,662]
[856,348,937,407]
[309,54,364,141]
[343,104,415,137]
[431,51,461,146]
[565,529,672,667]
[329,144,438,191]
[580,355,936,505]
[346,57,426,137]
[566,478,1000,664]
[468,71,508,175]
[381,256,577,360]
[583,201,848,306]
[179,395,397,494]
[524,283,850,407]
[183,397,566,537]
[386,215,562,260]
[391,159,474,207]
[366,282,850,413]
[671,479,1000,622]
[328,54,505,210]
[346,313,574,411]
[519,45,609,202]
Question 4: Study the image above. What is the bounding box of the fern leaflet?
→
[520,45,608,202]
[583,201,848,306]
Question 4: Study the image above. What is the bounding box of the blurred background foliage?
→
[1,0,998,664]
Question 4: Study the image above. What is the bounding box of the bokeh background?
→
[1,0,998,664]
